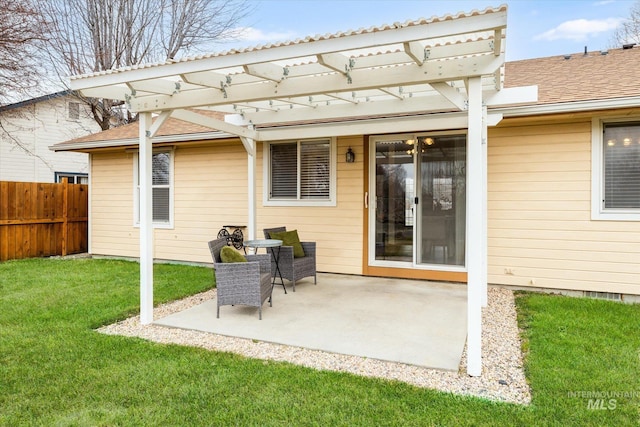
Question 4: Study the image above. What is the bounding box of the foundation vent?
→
[584,291,622,301]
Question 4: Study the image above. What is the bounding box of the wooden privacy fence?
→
[0,180,88,261]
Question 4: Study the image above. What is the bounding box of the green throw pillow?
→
[220,246,247,263]
[271,230,305,258]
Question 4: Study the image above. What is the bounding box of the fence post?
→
[62,177,68,256]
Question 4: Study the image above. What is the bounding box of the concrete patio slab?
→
[154,273,468,371]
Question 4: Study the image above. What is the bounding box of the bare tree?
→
[41,0,251,130]
[610,0,640,47]
[0,0,49,103]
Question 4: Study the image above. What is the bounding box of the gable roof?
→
[53,45,640,152]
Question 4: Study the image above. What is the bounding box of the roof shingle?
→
[504,46,640,104]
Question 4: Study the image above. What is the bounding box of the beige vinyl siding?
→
[87,115,639,294]
[90,143,248,262]
[155,143,247,263]
[257,136,364,275]
[488,118,640,295]
[90,151,139,257]
[89,137,365,274]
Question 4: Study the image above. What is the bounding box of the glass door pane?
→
[417,135,466,266]
[374,139,415,263]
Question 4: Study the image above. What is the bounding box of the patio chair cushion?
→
[220,246,247,263]
[270,229,305,258]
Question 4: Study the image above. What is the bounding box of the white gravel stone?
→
[98,286,531,404]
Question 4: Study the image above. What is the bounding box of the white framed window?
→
[264,138,336,206]
[68,102,80,120]
[134,150,174,228]
[592,118,640,220]
[55,172,88,184]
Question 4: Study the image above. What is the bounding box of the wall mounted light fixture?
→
[346,147,355,163]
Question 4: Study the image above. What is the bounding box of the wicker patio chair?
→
[208,238,273,320]
[263,227,317,292]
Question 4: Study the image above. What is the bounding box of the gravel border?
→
[98,286,531,404]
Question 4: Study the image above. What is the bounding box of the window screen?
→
[136,151,171,224]
[603,123,640,209]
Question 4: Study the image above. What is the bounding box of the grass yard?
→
[1,257,639,426]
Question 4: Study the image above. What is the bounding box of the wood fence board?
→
[0,180,88,261]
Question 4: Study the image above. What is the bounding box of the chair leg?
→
[292,280,296,292]
[314,274,317,284]
[217,304,220,318]
[259,306,262,320]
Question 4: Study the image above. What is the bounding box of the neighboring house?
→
[52,8,640,301]
[0,91,100,183]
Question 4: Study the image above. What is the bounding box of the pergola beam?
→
[326,93,358,104]
[378,88,404,100]
[170,109,260,147]
[239,94,453,125]
[180,71,231,88]
[275,98,317,108]
[243,63,288,82]
[125,54,504,113]
[430,82,468,111]
[232,87,518,126]
[127,79,181,95]
[317,52,353,74]
[148,110,172,136]
[257,110,503,141]
[70,9,507,93]
[404,41,426,65]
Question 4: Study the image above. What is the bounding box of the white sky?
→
[215,0,637,61]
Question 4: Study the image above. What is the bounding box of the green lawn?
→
[1,258,639,426]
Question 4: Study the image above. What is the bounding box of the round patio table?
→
[243,239,286,294]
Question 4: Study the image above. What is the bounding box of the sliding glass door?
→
[370,134,466,269]
[372,138,415,263]
[416,134,466,266]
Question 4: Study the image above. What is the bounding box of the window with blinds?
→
[603,123,640,209]
[269,139,332,202]
[135,151,172,225]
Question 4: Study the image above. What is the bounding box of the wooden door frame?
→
[361,134,467,282]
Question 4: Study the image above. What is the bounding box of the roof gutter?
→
[493,96,640,117]
[50,130,233,152]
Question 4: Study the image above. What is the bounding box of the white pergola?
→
[70,5,536,376]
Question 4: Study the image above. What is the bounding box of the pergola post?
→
[242,137,257,240]
[481,106,489,307]
[466,76,486,376]
[139,112,154,325]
